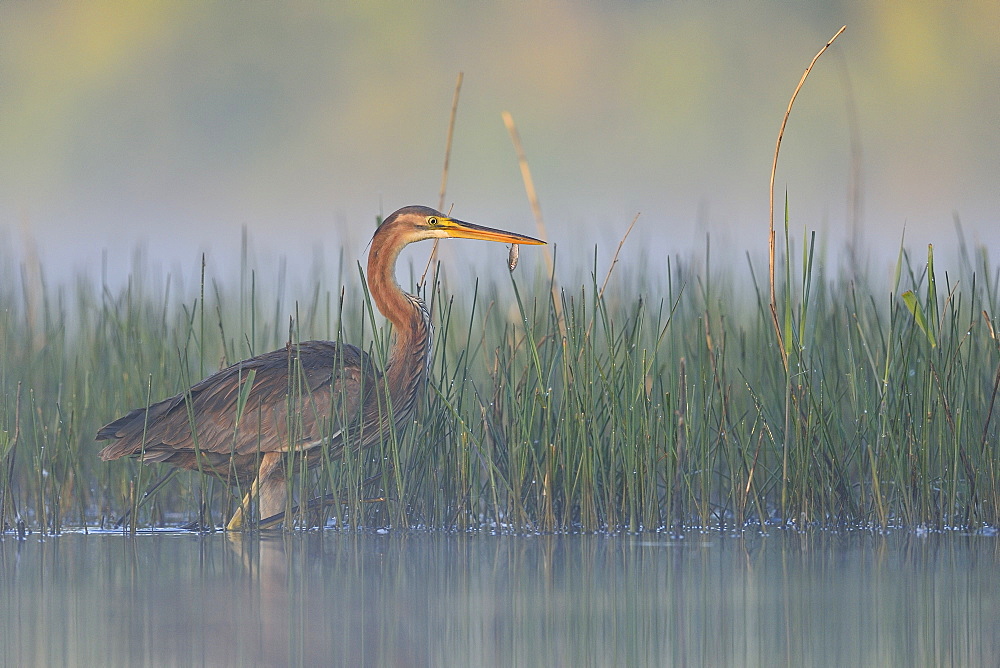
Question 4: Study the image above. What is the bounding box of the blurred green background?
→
[1,1,998,284]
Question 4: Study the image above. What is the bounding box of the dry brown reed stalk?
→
[438,72,464,211]
[501,111,552,271]
[768,25,846,357]
[599,213,640,299]
[580,212,641,344]
[501,110,563,335]
[421,72,464,286]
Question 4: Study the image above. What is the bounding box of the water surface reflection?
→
[2,530,997,666]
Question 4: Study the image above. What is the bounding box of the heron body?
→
[97,206,544,529]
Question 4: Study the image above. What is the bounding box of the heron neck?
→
[367,234,432,412]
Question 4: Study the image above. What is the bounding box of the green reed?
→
[1,226,999,533]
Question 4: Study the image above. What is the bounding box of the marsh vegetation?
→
[2,224,998,534]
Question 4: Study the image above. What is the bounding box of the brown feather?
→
[97,341,377,487]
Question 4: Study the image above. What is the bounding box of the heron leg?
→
[226,452,285,531]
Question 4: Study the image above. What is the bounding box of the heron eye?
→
[427,216,439,226]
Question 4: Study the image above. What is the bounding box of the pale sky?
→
[1,1,998,290]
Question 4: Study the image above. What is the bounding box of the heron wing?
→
[97,340,379,463]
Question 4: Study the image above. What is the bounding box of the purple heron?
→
[97,205,544,530]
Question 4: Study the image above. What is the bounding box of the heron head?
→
[377,206,545,246]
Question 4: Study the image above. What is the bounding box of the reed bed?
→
[2,225,999,534]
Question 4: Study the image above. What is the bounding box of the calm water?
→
[1,529,997,667]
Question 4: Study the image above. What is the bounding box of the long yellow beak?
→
[441,218,545,245]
